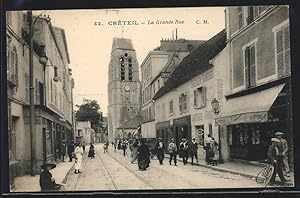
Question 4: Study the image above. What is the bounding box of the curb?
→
[165,156,258,180]
[61,163,75,184]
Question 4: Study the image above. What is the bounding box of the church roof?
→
[117,115,142,129]
[112,37,134,51]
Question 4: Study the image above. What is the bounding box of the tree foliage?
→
[75,99,103,133]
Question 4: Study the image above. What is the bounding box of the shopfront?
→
[217,83,292,162]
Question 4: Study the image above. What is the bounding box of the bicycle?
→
[256,159,274,187]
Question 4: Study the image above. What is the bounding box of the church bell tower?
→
[107,38,141,142]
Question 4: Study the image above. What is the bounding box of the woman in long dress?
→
[137,139,150,171]
[74,143,84,174]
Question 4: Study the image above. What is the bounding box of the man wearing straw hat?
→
[39,163,62,191]
[267,137,288,185]
[275,131,290,177]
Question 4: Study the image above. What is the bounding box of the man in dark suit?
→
[67,141,74,162]
[190,138,199,165]
[156,138,165,165]
[268,138,288,185]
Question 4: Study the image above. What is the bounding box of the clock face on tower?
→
[124,85,130,92]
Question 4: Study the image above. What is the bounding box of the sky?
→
[33,7,226,116]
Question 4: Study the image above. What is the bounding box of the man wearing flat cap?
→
[275,131,290,177]
[267,138,288,185]
[39,163,62,191]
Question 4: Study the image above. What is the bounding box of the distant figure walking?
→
[190,138,198,165]
[122,140,128,156]
[114,140,117,152]
[179,138,189,165]
[88,144,95,159]
[156,138,165,165]
[82,141,86,153]
[205,134,213,165]
[131,139,139,164]
[67,141,75,162]
[74,143,84,174]
[211,138,219,166]
[103,141,109,153]
[137,139,150,171]
[168,138,178,166]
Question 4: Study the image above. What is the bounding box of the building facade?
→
[216,6,292,163]
[153,30,228,158]
[6,11,74,188]
[107,38,141,142]
[75,121,95,145]
[141,38,205,141]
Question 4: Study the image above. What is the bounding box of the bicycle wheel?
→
[263,165,274,187]
[256,166,268,184]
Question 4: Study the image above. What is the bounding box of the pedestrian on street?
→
[131,139,139,164]
[82,141,86,153]
[74,143,84,174]
[156,138,165,165]
[179,138,189,165]
[190,138,198,165]
[67,141,75,162]
[168,138,178,166]
[211,138,219,166]
[129,139,134,157]
[88,143,95,159]
[61,140,66,162]
[118,139,122,150]
[114,139,117,152]
[103,141,109,153]
[205,134,213,165]
[40,163,62,191]
[275,131,290,177]
[137,139,150,171]
[122,140,128,156]
[268,138,288,185]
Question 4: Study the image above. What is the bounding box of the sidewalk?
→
[165,155,294,182]
[13,160,74,192]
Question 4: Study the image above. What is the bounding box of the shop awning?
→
[216,84,285,125]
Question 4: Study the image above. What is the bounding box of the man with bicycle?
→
[275,131,290,177]
[267,138,288,185]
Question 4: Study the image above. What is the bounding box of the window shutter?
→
[194,90,197,108]
[202,87,206,107]
[247,7,254,24]
[276,29,284,76]
[244,47,250,88]
[249,46,256,87]
[179,95,182,113]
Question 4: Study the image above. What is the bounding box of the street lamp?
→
[27,11,59,175]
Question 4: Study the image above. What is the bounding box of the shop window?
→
[244,42,256,88]
[194,86,206,108]
[275,23,290,77]
[251,129,261,144]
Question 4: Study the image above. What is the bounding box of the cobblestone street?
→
[61,144,264,191]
